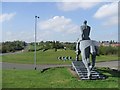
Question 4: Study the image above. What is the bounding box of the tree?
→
[2,41,27,53]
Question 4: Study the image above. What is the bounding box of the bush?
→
[2,41,27,53]
[99,46,118,55]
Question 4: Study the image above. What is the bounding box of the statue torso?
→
[81,25,91,40]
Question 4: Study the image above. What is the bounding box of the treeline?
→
[28,41,118,55]
[99,46,118,55]
[100,40,118,44]
[1,41,27,53]
[28,41,76,52]
[0,40,119,56]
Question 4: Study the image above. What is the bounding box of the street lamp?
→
[34,16,39,70]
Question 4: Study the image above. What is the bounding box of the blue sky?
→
[1,1,118,42]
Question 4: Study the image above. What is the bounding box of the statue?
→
[76,20,99,79]
[76,20,91,60]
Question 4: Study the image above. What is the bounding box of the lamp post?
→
[34,16,39,70]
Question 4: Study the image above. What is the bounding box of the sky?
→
[0,0,118,42]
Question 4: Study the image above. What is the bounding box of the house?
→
[101,41,110,46]
[111,43,120,47]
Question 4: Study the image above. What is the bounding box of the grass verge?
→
[2,67,120,88]
[1,49,118,65]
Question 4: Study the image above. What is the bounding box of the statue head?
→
[83,20,87,25]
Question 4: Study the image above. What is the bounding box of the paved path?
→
[1,60,119,70]
[0,50,25,56]
[96,60,119,69]
[1,62,71,70]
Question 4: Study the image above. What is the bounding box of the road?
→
[1,62,71,70]
[0,50,25,56]
[1,60,119,70]
[96,60,119,69]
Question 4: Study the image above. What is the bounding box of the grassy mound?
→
[2,67,120,88]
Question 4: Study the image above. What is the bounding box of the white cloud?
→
[37,30,53,41]
[103,16,118,26]
[2,0,120,2]
[2,16,80,42]
[0,13,16,23]
[57,0,119,2]
[38,16,79,34]
[94,2,118,19]
[1,0,40,2]
[37,16,80,41]
[94,2,118,26]
[2,31,34,42]
[57,0,101,11]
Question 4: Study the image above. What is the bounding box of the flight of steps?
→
[72,61,106,80]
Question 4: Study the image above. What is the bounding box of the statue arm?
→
[88,26,91,36]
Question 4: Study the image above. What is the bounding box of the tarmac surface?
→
[1,60,119,70]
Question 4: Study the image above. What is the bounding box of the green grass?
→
[96,55,118,62]
[1,49,118,64]
[0,70,2,89]
[2,49,75,64]
[2,67,120,88]
[0,56,1,62]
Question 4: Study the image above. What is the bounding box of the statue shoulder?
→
[87,26,91,30]
[87,25,91,28]
[81,25,91,30]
